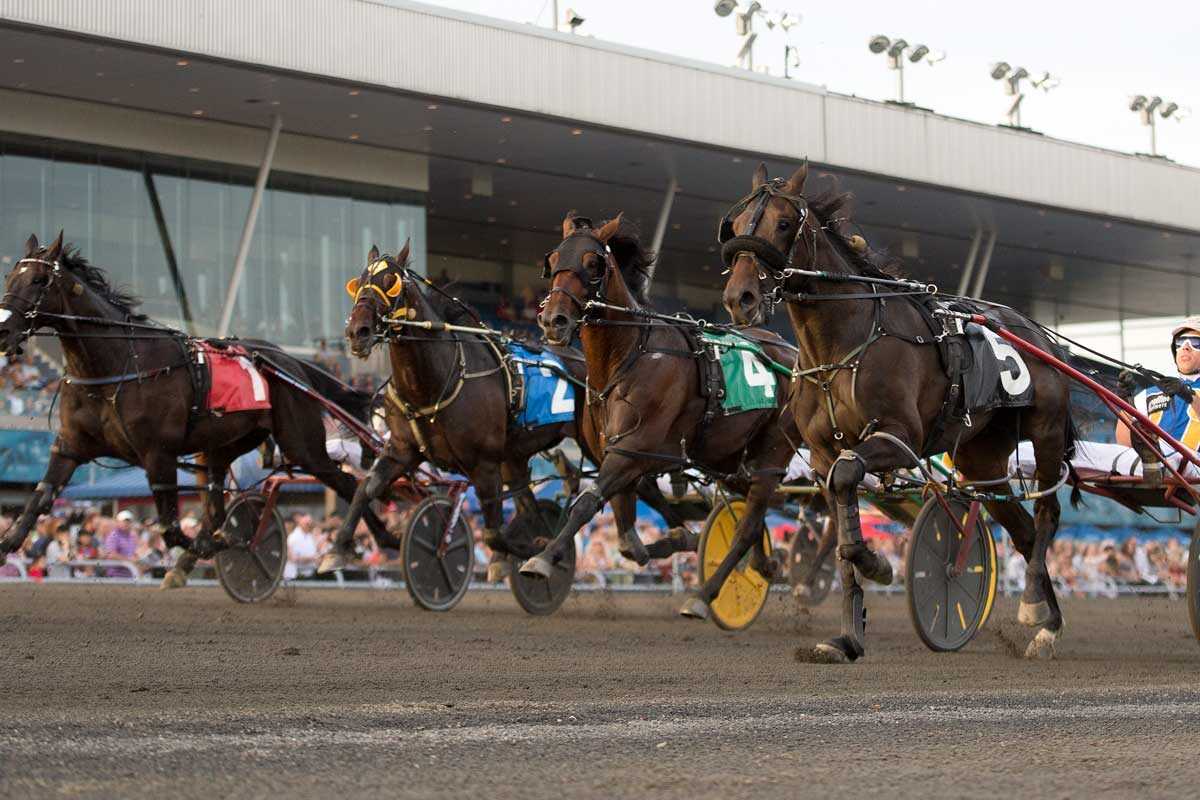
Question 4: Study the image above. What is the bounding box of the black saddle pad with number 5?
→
[962,322,1035,414]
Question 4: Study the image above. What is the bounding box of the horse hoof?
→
[316,552,345,574]
[619,531,650,567]
[755,558,780,580]
[792,583,812,601]
[519,556,553,580]
[811,641,851,664]
[1017,600,1051,627]
[487,560,511,583]
[1024,628,1060,660]
[678,596,711,621]
[159,569,188,590]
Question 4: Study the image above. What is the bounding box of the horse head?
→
[720,162,813,327]
[0,232,85,355]
[537,213,626,346]
[344,239,411,358]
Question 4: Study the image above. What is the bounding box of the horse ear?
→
[345,277,361,298]
[785,160,809,195]
[385,273,404,297]
[561,211,580,240]
[367,244,380,263]
[752,162,768,189]
[397,238,411,266]
[46,230,64,260]
[595,213,623,244]
[24,234,39,256]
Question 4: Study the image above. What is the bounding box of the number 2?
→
[550,374,573,414]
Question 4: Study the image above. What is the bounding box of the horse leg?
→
[1021,432,1068,658]
[189,452,229,559]
[472,463,511,583]
[0,448,80,565]
[956,440,1062,658]
[679,472,778,621]
[520,453,643,580]
[639,476,699,558]
[609,489,648,566]
[318,449,408,574]
[794,515,837,601]
[146,454,193,589]
[812,435,909,664]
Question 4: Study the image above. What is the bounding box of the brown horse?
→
[526,213,799,618]
[721,163,1078,661]
[0,233,395,584]
[333,241,690,579]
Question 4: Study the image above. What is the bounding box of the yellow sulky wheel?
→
[698,498,772,631]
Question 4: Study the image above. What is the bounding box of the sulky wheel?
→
[905,496,998,652]
[402,494,474,612]
[788,520,834,606]
[1189,520,1200,647]
[215,492,287,604]
[699,498,771,631]
[509,499,575,616]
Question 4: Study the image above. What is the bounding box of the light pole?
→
[868,35,943,104]
[715,2,800,73]
[991,63,1058,128]
[1129,95,1186,157]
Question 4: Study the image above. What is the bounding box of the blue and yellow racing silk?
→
[509,343,577,428]
[1133,374,1200,452]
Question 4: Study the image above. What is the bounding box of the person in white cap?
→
[1117,316,1200,454]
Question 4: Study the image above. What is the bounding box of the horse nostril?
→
[355,325,372,342]
[739,290,757,310]
[551,314,569,331]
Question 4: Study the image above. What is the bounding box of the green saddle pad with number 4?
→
[700,330,786,415]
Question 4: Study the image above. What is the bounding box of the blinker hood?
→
[720,235,789,270]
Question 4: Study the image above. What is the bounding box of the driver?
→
[1116,317,1200,455]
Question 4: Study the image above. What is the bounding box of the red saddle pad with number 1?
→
[195,342,271,414]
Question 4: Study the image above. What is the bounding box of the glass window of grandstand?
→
[0,135,425,351]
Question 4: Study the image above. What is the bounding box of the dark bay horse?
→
[0,233,395,584]
[526,213,800,618]
[721,164,1077,661]
[333,241,689,579]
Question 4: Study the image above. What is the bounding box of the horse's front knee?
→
[827,451,866,505]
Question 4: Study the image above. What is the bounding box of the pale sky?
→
[429,0,1200,168]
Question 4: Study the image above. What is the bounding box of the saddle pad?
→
[509,343,575,428]
[195,342,270,413]
[700,331,779,415]
[962,323,1035,414]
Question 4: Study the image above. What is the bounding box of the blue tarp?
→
[60,451,323,500]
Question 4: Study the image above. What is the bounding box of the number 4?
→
[741,351,775,398]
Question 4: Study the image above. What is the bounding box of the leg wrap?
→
[836,558,866,659]
[618,527,649,566]
[482,527,506,552]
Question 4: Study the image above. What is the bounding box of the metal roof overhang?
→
[3,3,1200,324]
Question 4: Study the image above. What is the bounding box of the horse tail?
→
[292,360,373,423]
[1064,413,1085,510]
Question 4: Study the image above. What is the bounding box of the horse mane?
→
[599,217,656,306]
[805,185,905,279]
[389,252,479,325]
[59,247,148,321]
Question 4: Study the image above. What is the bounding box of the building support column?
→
[970,229,998,298]
[141,167,194,335]
[218,114,282,337]
[955,226,983,298]
[649,177,678,260]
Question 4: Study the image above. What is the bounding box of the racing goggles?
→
[1174,335,1200,351]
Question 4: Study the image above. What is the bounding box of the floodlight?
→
[990,62,1010,80]
[908,44,929,63]
[565,8,585,31]
[868,35,890,54]
[1129,94,1148,111]
[1161,101,1180,118]
[714,0,738,17]
[1010,66,1028,82]
[1146,96,1163,114]
[886,38,909,58]
[778,12,800,31]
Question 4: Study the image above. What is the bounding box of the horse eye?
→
[31,274,48,286]
[778,220,791,231]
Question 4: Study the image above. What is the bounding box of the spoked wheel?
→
[215,492,287,604]
[402,495,474,612]
[906,497,998,652]
[509,499,575,616]
[788,521,834,606]
[1188,520,1200,646]
[699,498,771,631]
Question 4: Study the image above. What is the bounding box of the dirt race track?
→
[1,584,1199,799]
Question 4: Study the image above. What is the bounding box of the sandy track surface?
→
[1,584,1198,799]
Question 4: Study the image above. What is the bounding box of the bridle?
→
[540,220,619,321]
[345,257,411,345]
[717,178,814,319]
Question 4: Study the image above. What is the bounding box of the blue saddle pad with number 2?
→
[509,343,577,428]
